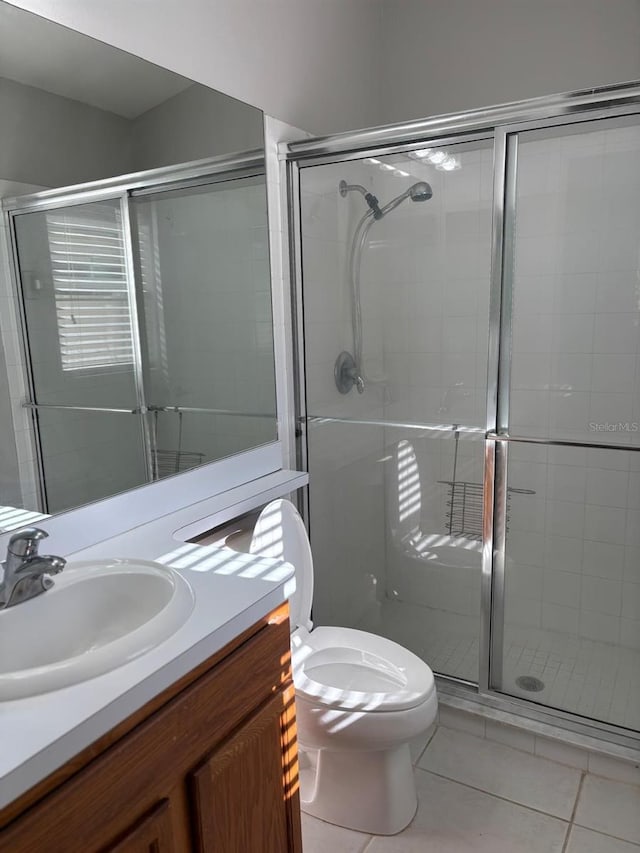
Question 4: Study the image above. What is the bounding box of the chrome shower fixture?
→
[335,176,433,395]
[339,179,383,219]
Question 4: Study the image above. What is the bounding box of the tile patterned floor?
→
[301,724,640,853]
[357,599,640,731]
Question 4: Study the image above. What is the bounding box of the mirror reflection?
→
[0,2,276,521]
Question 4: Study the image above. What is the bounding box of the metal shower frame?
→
[284,80,640,752]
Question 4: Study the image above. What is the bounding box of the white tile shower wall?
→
[370,145,492,637]
[362,146,493,431]
[506,122,640,653]
[505,443,640,652]
[511,124,640,444]
[300,161,388,628]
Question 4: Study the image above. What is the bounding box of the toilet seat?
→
[292,625,435,712]
[250,500,435,714]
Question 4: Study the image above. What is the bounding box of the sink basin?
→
[0,559,194,700]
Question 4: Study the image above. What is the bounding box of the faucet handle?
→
[7,527,49,560]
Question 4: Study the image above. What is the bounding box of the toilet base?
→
[300,743,418,836]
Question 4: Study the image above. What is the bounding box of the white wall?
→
[377,0,640,125]
[5,0,640,140]
[4,0,383,134]
[0,76,132,187]
[131,84,263,170]
[263,114,313,471]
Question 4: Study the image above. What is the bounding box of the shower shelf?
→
[437,480,536,540]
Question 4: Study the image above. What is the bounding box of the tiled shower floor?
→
[355,599,640,732]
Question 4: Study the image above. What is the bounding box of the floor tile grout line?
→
[568,770,586,825]
[412,722,440,767]
[561,770,586,853]
[439,720,640,783]
[571,822,640,848]
[415,766,573,824]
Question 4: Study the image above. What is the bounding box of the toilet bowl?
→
[250,499,438,836]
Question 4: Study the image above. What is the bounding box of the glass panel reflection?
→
[37,408,146,513]
[308,419,484,684]
[510,117,640,446]
[13,199,138,409]
[131,176,277,466]
[300,140,493,428]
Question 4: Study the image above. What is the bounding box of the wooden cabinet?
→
[108,800,177,852]
[0,605,302,853]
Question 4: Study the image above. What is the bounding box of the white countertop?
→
[0,469,305,811]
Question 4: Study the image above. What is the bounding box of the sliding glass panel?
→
[510,116,640,446]
[307,418,484,683]
[498,441,640,730]
[300,140,494,684]
[37,408,146,513]
[130,176,277,467]
[13,199,139,409]
[300,140,493,428]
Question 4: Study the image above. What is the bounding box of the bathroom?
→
[0,1,639,851]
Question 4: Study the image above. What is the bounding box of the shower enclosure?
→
[287,82,640,748]
[3,151,276,513]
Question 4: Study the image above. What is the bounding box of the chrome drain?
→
[515,675,545,692]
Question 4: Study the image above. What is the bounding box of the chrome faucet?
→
[0,528,66,609]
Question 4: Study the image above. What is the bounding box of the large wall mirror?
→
[0,2,277,525]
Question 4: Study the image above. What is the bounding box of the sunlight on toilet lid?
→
[306,659,405,693]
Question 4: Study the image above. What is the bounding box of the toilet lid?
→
[250,499,313,632]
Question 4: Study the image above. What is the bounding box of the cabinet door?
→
[190,686,301,853]
[107,799,176,852]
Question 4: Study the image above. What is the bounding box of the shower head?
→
[378,181,433,217]
[339,178,433,220]
[409,181,433,202]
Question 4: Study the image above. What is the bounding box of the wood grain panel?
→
[191,692,290,853]
[280,683,303,853]
[105,799,175,852]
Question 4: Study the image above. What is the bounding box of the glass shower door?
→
[129,175,277,475]
[12,197,147,513]
[495,115,640,730]
[299,139,493,684]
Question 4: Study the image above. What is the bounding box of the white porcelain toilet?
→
[249,499,438,836]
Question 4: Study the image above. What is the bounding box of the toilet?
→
[249,499,438,836]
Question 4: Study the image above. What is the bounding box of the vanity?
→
[0,468,307,852]
[0,604,301,852]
